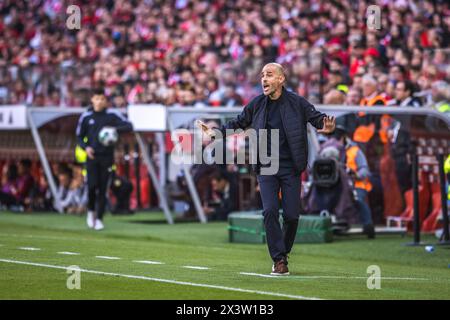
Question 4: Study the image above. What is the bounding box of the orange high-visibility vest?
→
[359,94,387,108]
[354,94,387,143]
[346,145,372,192]
[379,114,393,144]
[353,123,376,143]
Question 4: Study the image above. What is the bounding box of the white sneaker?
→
[94,219,104,231]
[87,211,95,228]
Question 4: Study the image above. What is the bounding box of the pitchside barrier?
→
[228,211,333,244]
[1,105,449,236]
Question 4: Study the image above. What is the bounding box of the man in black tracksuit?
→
[198,63,336,275]
[76,88,133,230]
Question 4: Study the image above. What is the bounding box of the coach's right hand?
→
[86,146,95,159]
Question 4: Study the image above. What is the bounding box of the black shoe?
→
[363,224,375,239]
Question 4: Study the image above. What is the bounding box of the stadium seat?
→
[380,143,404,218]
[139,171,151,209]
[128,163,153,210]
[386,171,430,230]
[421,182,443,233]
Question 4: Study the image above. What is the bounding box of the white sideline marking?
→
[182,266,210,270]
[18,247,41,251]
[0,259,321,300]
[240,272,430,281]
[95,256,121,260]
[57,252,80,256]
[134,260,164,265]
[0,233,100,242]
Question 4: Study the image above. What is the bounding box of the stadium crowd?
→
[0,1,449,229]
[0,0,449,111]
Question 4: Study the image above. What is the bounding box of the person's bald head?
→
[263,63,286,80]
[261,63,286,99]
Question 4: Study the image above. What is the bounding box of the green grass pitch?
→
[0,211,449,300]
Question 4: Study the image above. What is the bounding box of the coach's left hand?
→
[317,116,336,134]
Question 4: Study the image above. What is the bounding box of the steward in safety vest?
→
[353,75,387,144]
[334,122,373,191]
[334,124,375,237]
[343,137,372,192]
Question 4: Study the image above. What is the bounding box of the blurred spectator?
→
[0,159,34,211]
[110,173,133,214]
[389,64,407,84]
[16,159,34,207]
[360,75,387,107]
[392,80,422,107]
[55,170,72,213]
[0,163,20,210]
[29,174,53,212]
[324,89,345,105]
[346,88,362,106]
[65,165,88,215]
[324,70,347,94]
[202,170,238,221]
[222,86,243,108]
[377,74,393,101]
[430,80,450,114]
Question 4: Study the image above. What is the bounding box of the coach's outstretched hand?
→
[317,116,336,134]
[195,119,216,138]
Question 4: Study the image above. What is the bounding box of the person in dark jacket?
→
[203,169,238,221]
[197,63,335,275]
[393,80,422,108]
[76,88,133,230]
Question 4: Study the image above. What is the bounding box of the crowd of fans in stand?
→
[0,0,448,111]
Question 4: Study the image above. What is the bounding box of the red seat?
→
[139,165,151,208]
[386,171,430,231]
[380,144,404,218]
[421,182,443,233]
[128,164,152,210]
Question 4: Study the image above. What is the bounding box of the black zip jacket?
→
[218,87,326,174]
[76,107,133,159]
